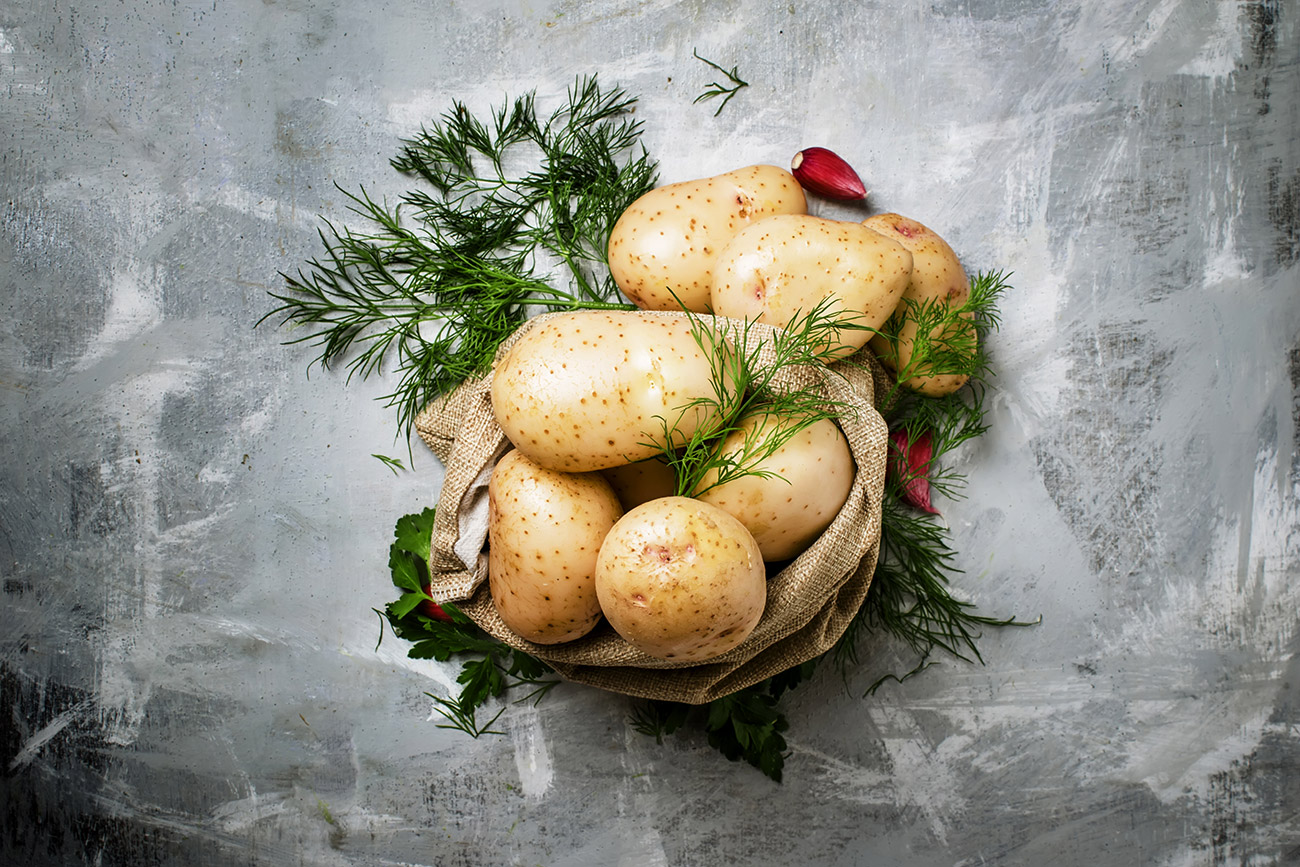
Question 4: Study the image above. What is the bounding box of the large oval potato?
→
[863,213,973,396]
[709,214,913,360]
[488,449,623,644]
[594,496,765,662]
[694,412,855,562]
[491,310,726,473]
[607,165,807,312]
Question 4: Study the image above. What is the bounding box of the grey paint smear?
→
[1,0,1298,865]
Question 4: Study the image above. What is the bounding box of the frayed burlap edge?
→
[413,310,892,705]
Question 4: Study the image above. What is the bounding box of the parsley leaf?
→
[379,507,560,738]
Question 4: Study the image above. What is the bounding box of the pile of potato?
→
[484,162,972,663]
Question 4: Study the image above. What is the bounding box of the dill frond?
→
[261,76,657,439]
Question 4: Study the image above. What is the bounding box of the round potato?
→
[607,164,807,312]
[594,497,765,662]
[709,214,913,360]
[487,449,624,644]
[863,213,973,396]
[694,413,855,562]
[491,310,726,473]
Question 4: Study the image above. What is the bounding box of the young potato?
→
[491,310,726,473]
[488,449,623,645]
[709,214,913,360]
[594,497,765,662]
[693,412,855,562]
[862,213,973,396]
[607,165,807,312]
[600,456,678,511]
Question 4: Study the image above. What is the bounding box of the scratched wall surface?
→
[1,0,1296,864]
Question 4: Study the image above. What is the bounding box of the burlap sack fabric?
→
[414,310,893,705]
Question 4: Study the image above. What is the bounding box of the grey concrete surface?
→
[2,1,1297,865]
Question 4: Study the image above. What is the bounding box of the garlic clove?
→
[790,147,868,201]
[888,429,939,514]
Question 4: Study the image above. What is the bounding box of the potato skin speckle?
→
[710,213,913,360]
[488,449,623,644]
[694,415,854,561]
[862,213,974,396]
[607,165,807,312]
[594,497,766,661]
[491,311,724,472]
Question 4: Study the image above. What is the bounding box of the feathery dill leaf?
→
[692,49,749,117]
[646,299,861,498]
[875,268,1011,409]
[835,270,1037,690]
[261,76,657,439]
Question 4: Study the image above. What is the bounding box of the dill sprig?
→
[692,49,749,117]
[875,269,1011,408]
[649,300,861,498]
[834,270,1037,691]
[261,76,657,439]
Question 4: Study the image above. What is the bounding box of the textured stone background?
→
[2,1,1297,864]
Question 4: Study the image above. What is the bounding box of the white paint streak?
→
[73,258,163,371]
[93,359,197,744]
[866,705,967,844]
[509,703,554,798]
[611,786,672,867]
[1177,0,1244,80]
[8,699,95,771]
[795,741,892,804]
[210,788,291,833]
[1107,444,1298,802]
[196,178,314,229]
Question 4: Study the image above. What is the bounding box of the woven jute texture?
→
[414,310,892,705]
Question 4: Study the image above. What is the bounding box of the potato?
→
[607,165,807,312]
[709,214,913,360]
[600,456,678,511]
[694,413,854,562]
[491,310,725,473]
[862,213,973,396]
[487,449,623,644]
[594,496,765,662]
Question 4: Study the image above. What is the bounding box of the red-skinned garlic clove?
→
[888,429,939,514]
[790,147,868,201]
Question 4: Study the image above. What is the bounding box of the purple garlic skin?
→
[791,147,868,201]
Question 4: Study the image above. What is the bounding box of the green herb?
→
[372,453,407,475]
[325,78,1031,781]
[874,269,1011,409]
[377,506,559,738]
[631,678,794,782]
[692,49,749,117]
[835,271,1038,692]
[261,76,656,439]
[647,299,861,498]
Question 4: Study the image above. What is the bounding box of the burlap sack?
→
[414,311,892,705]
